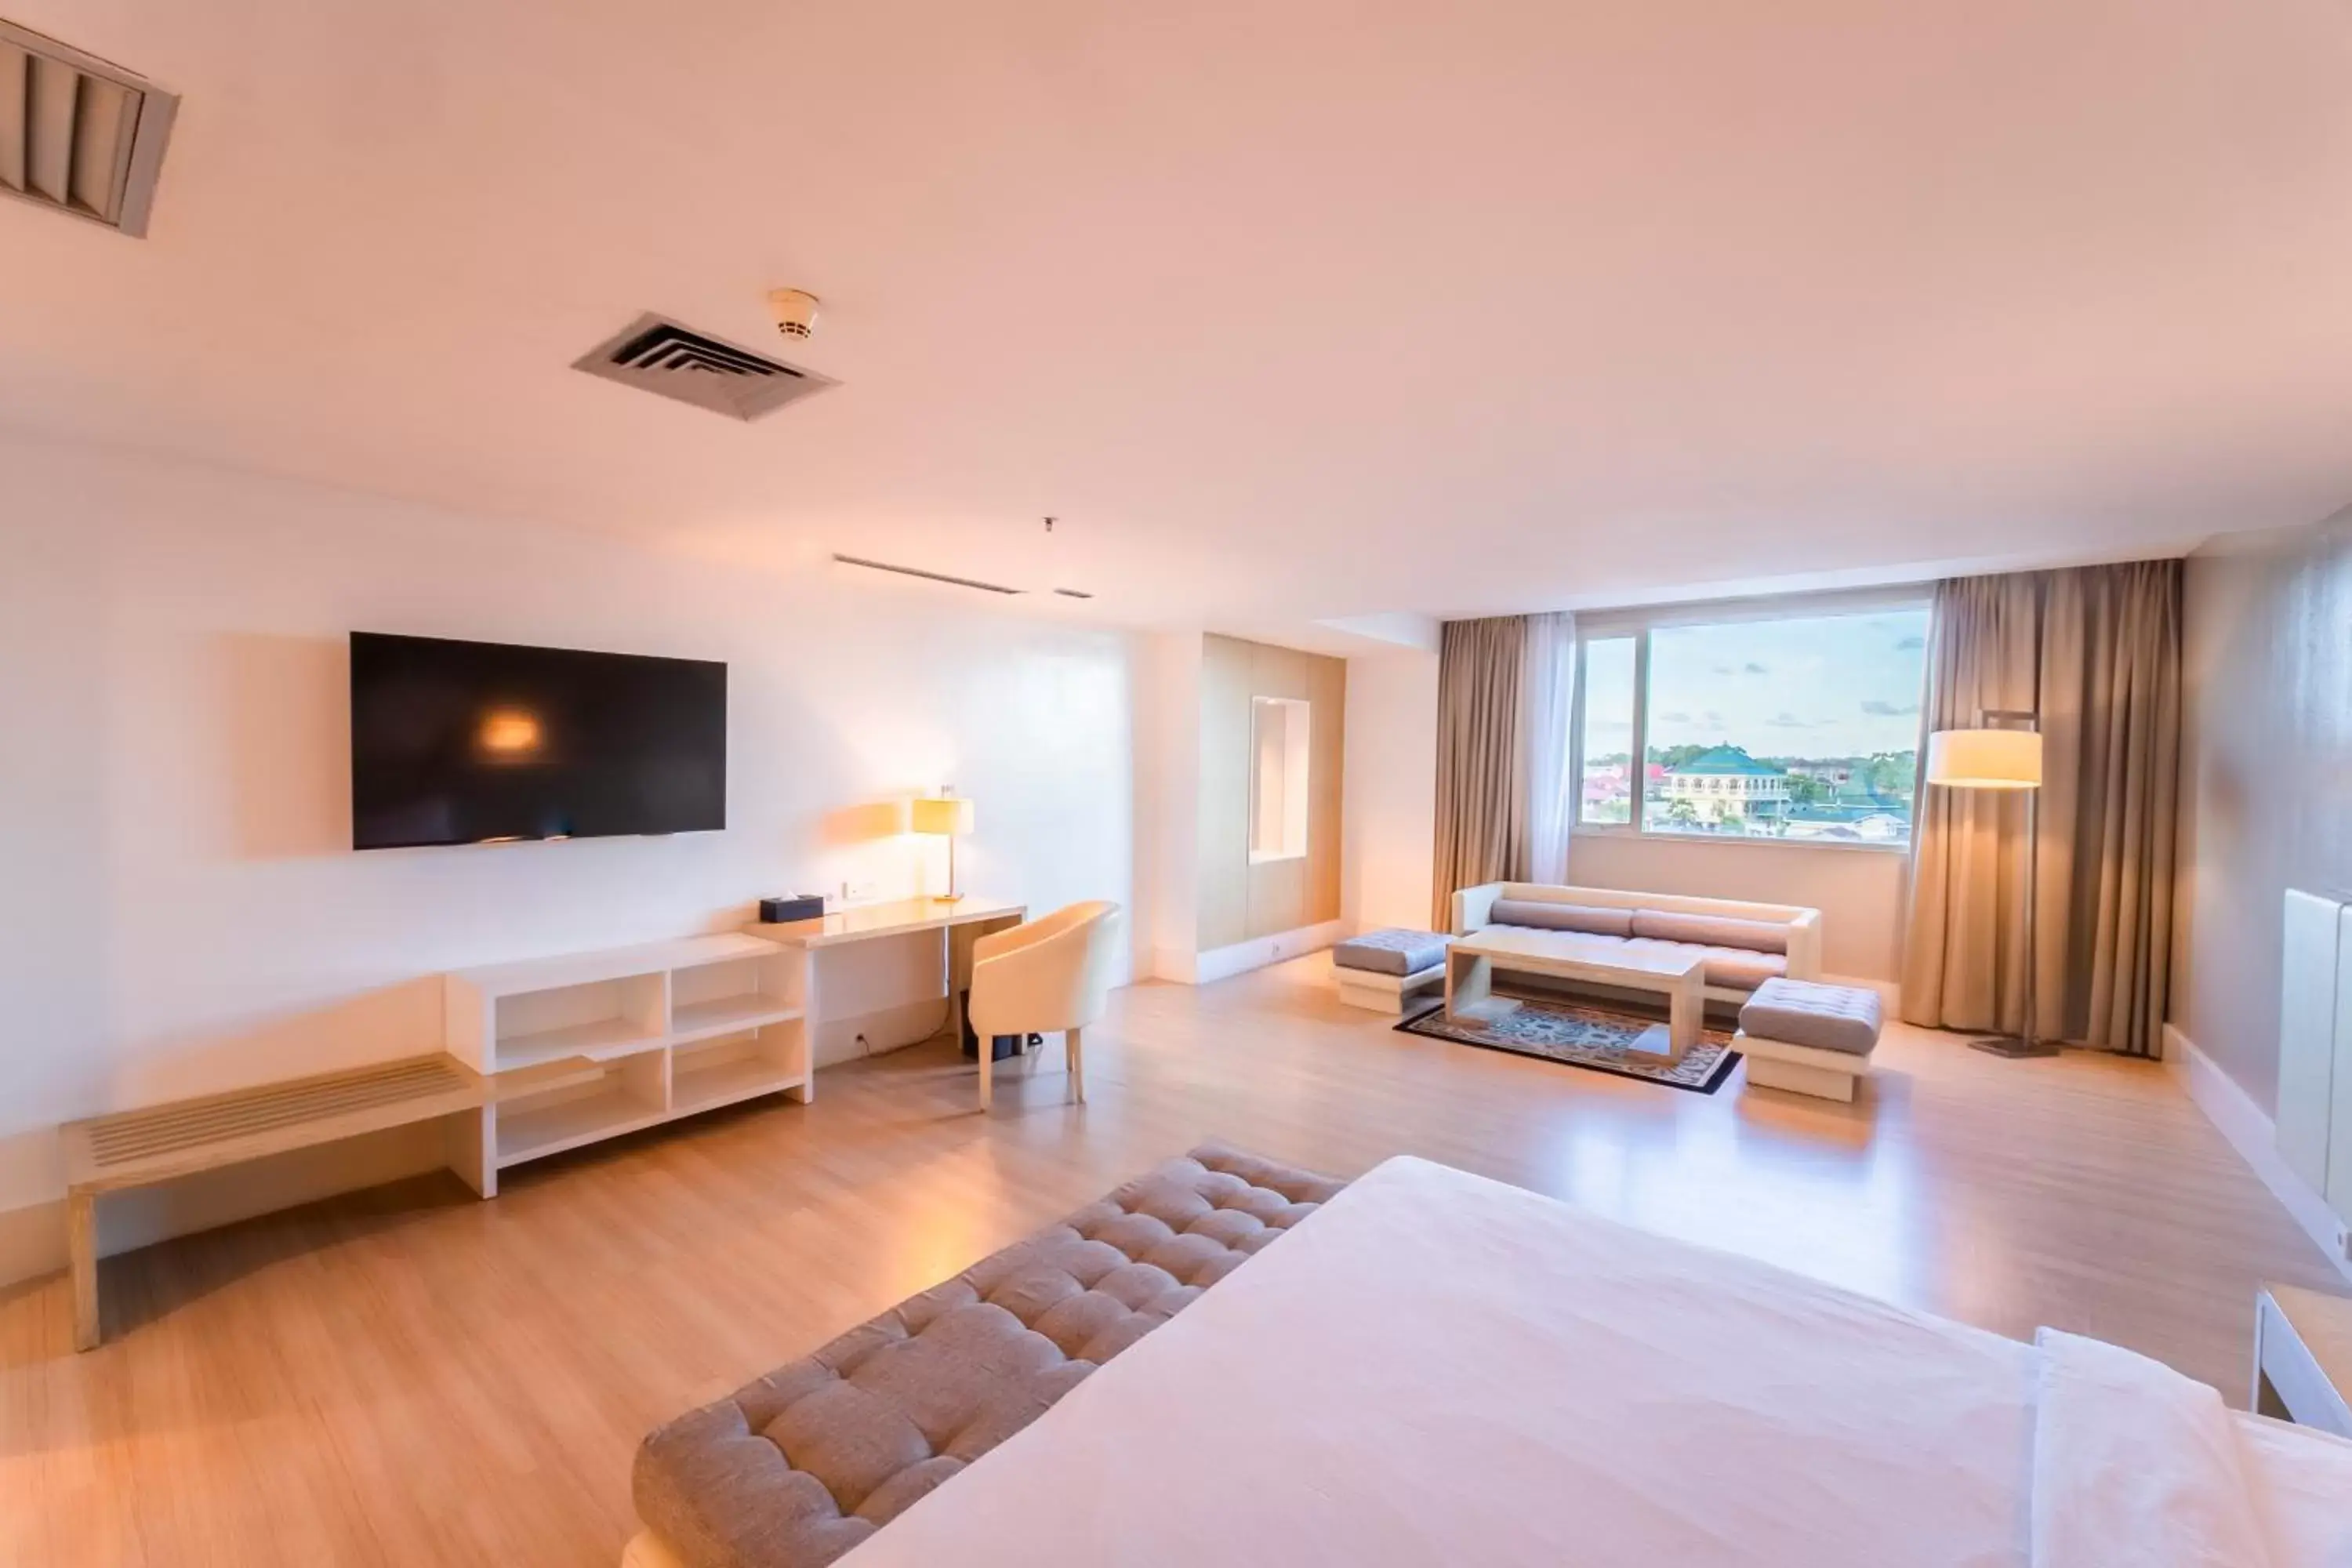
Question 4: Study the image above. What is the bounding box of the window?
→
[1574,636,1638,825]
[1573,602,1930,847]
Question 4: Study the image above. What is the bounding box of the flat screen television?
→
[350,632,727,850]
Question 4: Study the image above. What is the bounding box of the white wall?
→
[1341,651,1439,932]
[1131,632,1202,979]
[0,432,1138,1283]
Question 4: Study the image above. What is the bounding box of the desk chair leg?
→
[1065,1028,1084,1104]
[979,1042,993,1110]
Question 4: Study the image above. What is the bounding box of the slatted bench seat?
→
[58,1051,515,1351]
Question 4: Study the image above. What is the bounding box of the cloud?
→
[1766,712,1814,728]
[1704,710,1726,725]
[1860,699,1920,717]
[1657,710,1692,724]
[1711,663,1734,676]
[1894,635,1925,652]
[1744,661,1769,674]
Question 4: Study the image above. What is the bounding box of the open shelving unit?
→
[443,933,809,1193]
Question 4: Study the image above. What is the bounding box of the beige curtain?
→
[1433,617,1530,929]
[1900,560,2181,1054]
[1430,613,1573,930]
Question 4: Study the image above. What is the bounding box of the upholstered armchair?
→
[967,901,1122,1108]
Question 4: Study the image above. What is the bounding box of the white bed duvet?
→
[840,1156,2352,1567]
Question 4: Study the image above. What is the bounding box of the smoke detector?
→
[767,288,820,340]
[0,18,179,237]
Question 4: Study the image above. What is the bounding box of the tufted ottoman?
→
[629,1142,1346,1568]
[1733,977,1883,1102]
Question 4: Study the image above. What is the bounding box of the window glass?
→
[1640,608,1929,843]
[1575,636,1638,826]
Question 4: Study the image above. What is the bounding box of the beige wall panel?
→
[1203,634,1349,947]
[1305,653,1347,924]
[1246,854,1308,939]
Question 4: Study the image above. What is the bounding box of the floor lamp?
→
[1923,717,2056,1058]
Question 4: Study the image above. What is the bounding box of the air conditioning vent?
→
[833,556,1024,595]
[0,18,177,236]
[572,314,837,421]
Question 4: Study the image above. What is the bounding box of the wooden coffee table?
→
[1445,928,1708,1063]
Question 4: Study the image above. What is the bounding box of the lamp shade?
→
[909,796,975,836]
[1925,728,2042,790]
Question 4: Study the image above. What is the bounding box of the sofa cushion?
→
[1613,938,1785,990]
[1698,946,1789,990]
[1740,978,1882,1055]
[1331,928,1451,977]
[1630,909,1790,956]
[1487,899,1635,938]
[634,1144,1345,1568]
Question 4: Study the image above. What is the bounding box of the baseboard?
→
[1192,920,1349,985]
[2165,1022,2352,1283]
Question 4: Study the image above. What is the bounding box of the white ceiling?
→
[9,0,2352,637]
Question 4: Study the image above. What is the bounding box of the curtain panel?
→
[1431,612,1574,930]
[1900,560,2181,1055]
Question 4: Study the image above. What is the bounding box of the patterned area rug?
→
[1396,996,1742,1094]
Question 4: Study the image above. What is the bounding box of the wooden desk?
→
[2254,1283,2352,1436]
[749,897,1025,1066]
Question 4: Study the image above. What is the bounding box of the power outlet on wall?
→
[840,879,880,904]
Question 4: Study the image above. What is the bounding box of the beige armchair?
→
[967,901,1122,1109]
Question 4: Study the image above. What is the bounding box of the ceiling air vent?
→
[573,314,838,421]
[0,18,178,236]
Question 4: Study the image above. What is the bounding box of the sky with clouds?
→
[1584,608,1930,760]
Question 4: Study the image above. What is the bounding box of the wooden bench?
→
[57,1052,537,1351]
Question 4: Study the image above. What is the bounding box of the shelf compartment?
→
[672,1039,804,1116]
[670,996,801,1045]
[494,1015,667,1070]
[492,973,666,1073]
[495,1054,666,1168]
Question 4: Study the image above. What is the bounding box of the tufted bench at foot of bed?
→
[630,1142,1347,1568]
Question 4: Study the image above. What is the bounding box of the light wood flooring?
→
[4,956,2341,1566]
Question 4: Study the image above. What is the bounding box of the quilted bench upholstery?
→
[633,1142,1347,1568]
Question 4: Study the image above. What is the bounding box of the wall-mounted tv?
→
[350,632,727,851]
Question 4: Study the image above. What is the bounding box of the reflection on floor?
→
[2,953,2336,1567]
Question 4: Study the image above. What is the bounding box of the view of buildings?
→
[1579,743,1917,843]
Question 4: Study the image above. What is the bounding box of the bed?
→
[636,1154,2352,1567]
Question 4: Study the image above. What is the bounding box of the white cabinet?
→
[2278,890,2352,1220]
[443,933,809,1195]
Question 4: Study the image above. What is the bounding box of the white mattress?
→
[839,1156,2352,1568]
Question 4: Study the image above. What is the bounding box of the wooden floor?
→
[3,957,2340,1566]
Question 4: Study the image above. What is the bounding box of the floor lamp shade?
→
[1922,724,2053,1058]
[1926,728,2043,791]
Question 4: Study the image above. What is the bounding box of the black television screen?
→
[350,632,727,850]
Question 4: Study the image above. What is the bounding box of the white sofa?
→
[1450,882,1822,1007]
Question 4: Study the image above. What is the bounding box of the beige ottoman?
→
[1330,928,1450,1014]
[1734,978,1882,1102]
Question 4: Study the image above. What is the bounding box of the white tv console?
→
[442,932,810,1196]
